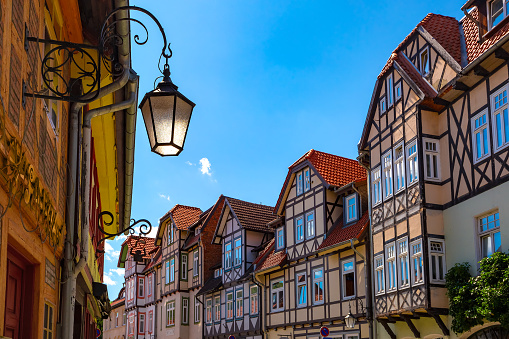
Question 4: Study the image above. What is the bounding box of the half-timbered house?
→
[254,150,371,339]
[201,197,275,339]
[154,204,202,338]
[118,236,159,339]
[359,4,509,338]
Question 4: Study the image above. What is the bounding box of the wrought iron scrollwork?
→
[95,211,152,258]
[23,5,174,103]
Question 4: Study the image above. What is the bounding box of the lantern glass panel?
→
[173,95,193,147]
[140,98,156,149]
[151,94,175,145]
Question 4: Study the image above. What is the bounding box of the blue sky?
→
[103,0,464,298]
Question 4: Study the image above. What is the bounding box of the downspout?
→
[75,72,139,278]
[252,272,265,339]
[357,151,375,339]
[60,67,130,339]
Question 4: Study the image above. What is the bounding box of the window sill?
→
[473,154,491,165]
[342,295,356,301]
[407,180,419,189]
[271,309,285,314]
[250,314,259,318]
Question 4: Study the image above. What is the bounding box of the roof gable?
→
[155,204,202,246]
[274,150,366,215]
[212,197,275,244]
[117,236,158,268]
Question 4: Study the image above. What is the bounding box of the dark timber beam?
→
[452,81,470,91]
[474,65,490,77]
[430,312,450,336]
[433,97,450,106]
[495,48,509,60]
[401,315,421,338]
[379,320,397,339]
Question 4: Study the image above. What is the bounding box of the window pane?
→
[344,272,355,297]
[343,261,354,272]
[494,231,501,252]
[481,235,491,258]
[492,0,504,27]
[278,291,284,308]
[298,285,307,305]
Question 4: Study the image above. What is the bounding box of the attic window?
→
[489,0,507,29]
[419,47,430,76]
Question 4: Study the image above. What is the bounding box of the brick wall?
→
[201,199,225,283]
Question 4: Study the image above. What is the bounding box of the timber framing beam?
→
[379,320,396,339]
[452,81,470,91]
[401,315,421,338]
[495,48,509,60]
[474,65,489,77]
[430,312,451,336]
[433,97,450,106]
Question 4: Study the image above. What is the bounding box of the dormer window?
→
[168,223,174,245]
[346,193,358,223]
[304,168,311,192]
[225,242,232,270]
[489,0,507,29]
[296,172,303,195]
[419,47,430,76]
[276,227,284,250]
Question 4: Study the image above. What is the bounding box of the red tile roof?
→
[142,248,161,273]
[122,236,158,260]
[461,8,509,64]
[168,205,203,230]
[275,150,366,214]
[379,14,461,79]
[110,297,125,308]
[254,239,287,272]
[182,233,200,250]
[396,52,437,98]
[226,197,275,232]
[318,211,369,250]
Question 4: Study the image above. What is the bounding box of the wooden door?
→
[4,258,24,339]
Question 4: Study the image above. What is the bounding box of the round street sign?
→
[320,326,330,337]
[228,336,235,339]
[96,328,101,338]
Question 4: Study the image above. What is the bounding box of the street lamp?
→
[345,311,356,329]
[140,63,195,156]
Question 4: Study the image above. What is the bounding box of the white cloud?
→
[105,241,120,259]
[185,161,195,166]
[103,271,117,286]
[105,254,112,262]
[116,234,127,242]
[199,158,212,176]
[111,268,125,276]
[158,193,171,202]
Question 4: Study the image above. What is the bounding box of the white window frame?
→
[346,193,358,223]
[297,172,304,196]
[398,238,410,288]
[139,313,145,333]
[312,267,324,305]
[165,261,170,284]
[168,223,174,244]
[419,46,430,76]
[250,285,259,315]
[235,289,243,318]
[182,297,189,324]
[304,168,311,192]
[276,227,284,250]
[149,311,153,333]
[387,74,394,107]
[375,255,385,295]
[491,86,509,152]
[271,279,284,312]
[305,211,315,238]
[477,211,501,259]
[206,299,212,324]
[372,167,382,206]
[295,216,304,243]
[181,253,188,281]
[342,259,356,299]
[225,242,232,270]
[488,0,509,29]
[406,141,419,185]
[429,238,446,283]
[194,299,200,323]
[234,237,242,266]
[170,258,175,282]
[423,138,440,181]
[472,109,491,163]
[411,240,424,285]
[395,81,402,101]
[382,151,393,199]
[167,301,175,326]
[380,97,387,115]
[226,291,234,319]
[193,250,199,277]
[385,243,397,291]
[214,295,221,322]
[393,143,405,192]
[296,272,307,307]
[138,277,144,298]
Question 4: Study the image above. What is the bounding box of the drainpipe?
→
[252,272,265,339]
[357,151,375,339]
[60,67,130,339]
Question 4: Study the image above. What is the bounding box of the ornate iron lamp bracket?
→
[23,5,173,103]
[95,211,152,259]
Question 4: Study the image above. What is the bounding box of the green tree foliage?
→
[446,252,509,334]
